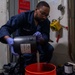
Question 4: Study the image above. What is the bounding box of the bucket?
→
[25,63,56,75]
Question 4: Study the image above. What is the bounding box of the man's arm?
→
[0,12,26,43]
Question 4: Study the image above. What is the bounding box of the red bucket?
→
[25,63,56,75]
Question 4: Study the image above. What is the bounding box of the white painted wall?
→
[40,0,71,65]
[0,0,9,70]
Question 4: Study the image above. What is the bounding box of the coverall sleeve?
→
[0,12,26,43]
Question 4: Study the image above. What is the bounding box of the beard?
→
[34,17,45,22]
[34,11,46,22]
[34,13,45,22]
[34,17,41,22]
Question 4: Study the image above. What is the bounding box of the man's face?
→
[34,6,50,22]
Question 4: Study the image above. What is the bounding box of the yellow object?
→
[50,20,62,31]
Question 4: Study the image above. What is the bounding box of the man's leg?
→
[44,43,54,63]
[37,43,54,63]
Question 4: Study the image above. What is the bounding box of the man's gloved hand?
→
[10,46,18,55]
[33,31,42,41]
[33,31,42,38]
[33,31,44,44]
[6,38,14,46]
[6,37,18,55]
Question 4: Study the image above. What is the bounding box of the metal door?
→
[9,0,38,17]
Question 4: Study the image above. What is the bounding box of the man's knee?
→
[48,43,54,52]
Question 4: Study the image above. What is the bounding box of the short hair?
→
[36,1,50,9]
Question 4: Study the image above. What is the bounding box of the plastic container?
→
[25,63,56,75]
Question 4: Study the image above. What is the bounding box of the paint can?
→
[64,63,73,75]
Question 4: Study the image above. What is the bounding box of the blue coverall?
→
[0,10,54,65]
